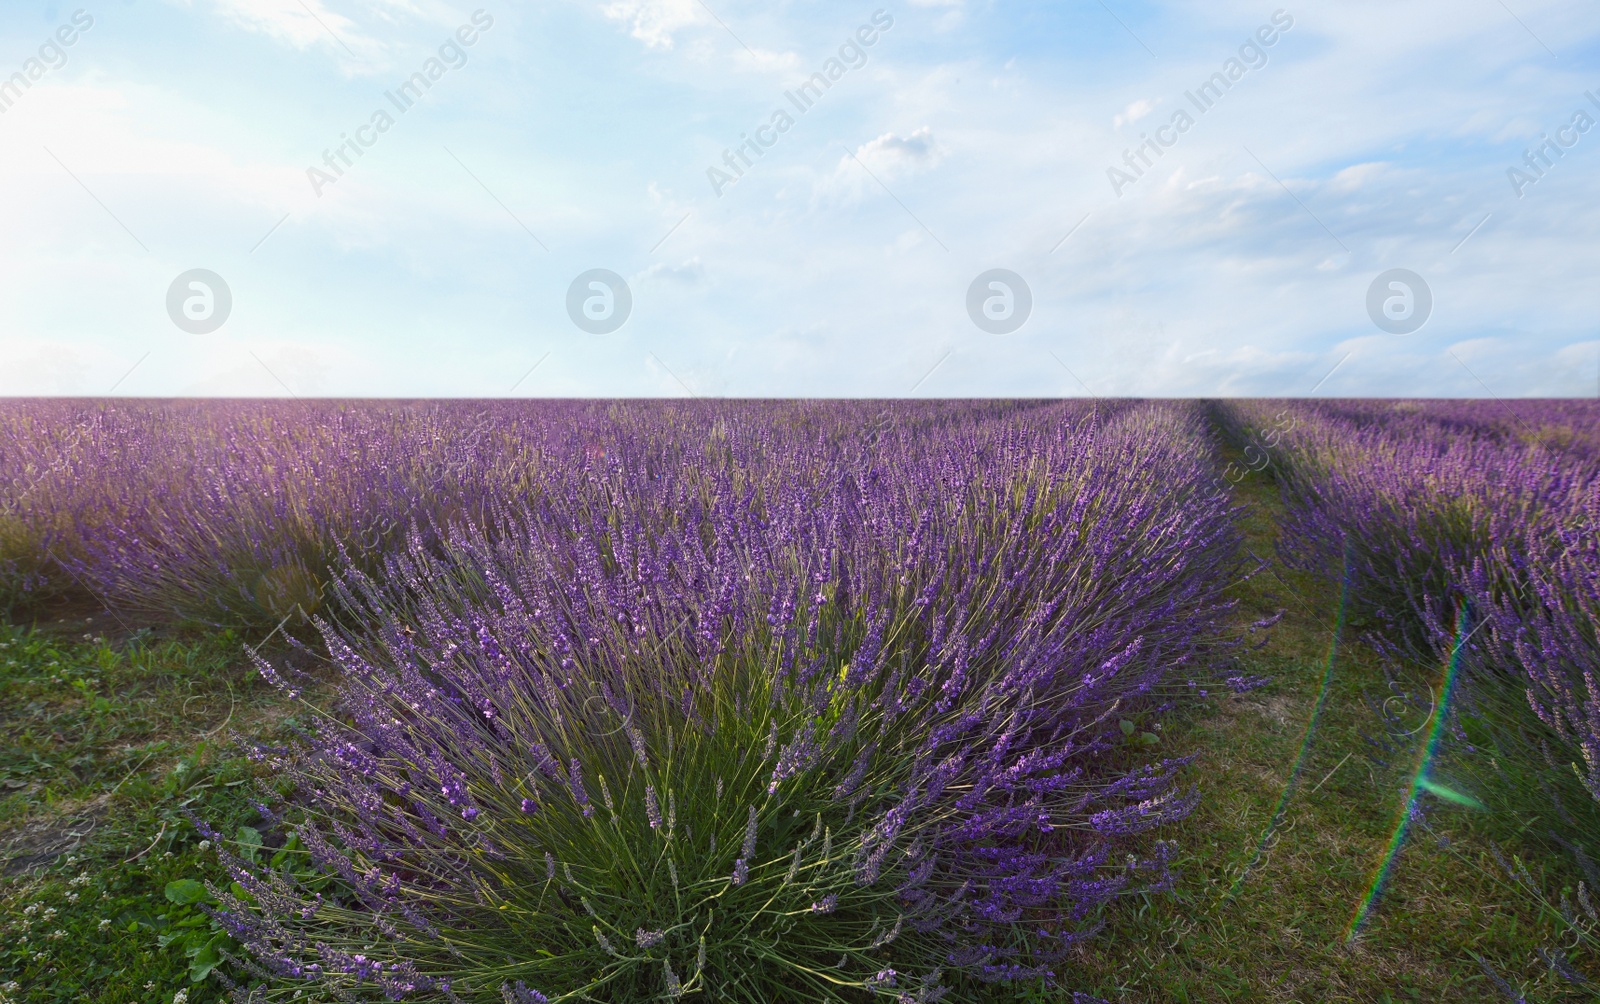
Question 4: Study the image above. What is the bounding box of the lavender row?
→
[1220,399,1600,960]
[0,400,1102,626]
[1219,400,1596,658]
[195,401,1249,1000]
[1292,399,1600,471]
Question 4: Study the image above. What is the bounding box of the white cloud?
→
[732,47,802,73]
[204,0,388,64]
[210,0,351,46]
[193,0,479,73]
[635,258,706,286]
[1328,162,1390,192]
[856,128,940,174]
[1113,98,1156,130]
[815,128,942,204]
[600,0,700,50]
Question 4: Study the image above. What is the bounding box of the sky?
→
[0,0,1597,398]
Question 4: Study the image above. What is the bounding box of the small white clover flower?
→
[172,990,189,1004]
[197,840,212,851]
[98,918,112,930]
[47,930,66,940]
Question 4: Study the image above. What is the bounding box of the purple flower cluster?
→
[8,400,1249,998]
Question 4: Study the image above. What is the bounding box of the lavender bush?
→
[199,401,1247,1000]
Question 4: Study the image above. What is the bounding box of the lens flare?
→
[1345,604,1476,941]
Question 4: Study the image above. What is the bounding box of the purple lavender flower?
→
[865,967,897,989]
[568,759,592,818]
[501,983,549,1004]
[97,400,1267,995]
[741,804,758,861]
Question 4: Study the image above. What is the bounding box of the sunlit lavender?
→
[1,400,1253,998]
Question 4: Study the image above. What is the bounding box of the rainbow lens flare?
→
[1346,604,1477,941]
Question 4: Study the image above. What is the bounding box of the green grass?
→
[0,612,319,1002]
[0,443,1589,1002]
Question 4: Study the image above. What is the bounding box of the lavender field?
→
[1,399,1597,1002]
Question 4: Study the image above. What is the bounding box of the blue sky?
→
[1,0,1597,396]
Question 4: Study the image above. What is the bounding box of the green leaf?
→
[270,831,302,870]
[237,825,263,861]
[1119,719,1135,737]
[1140,732,1160,746]
[165,878,209,905]
[189,935,223,982]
